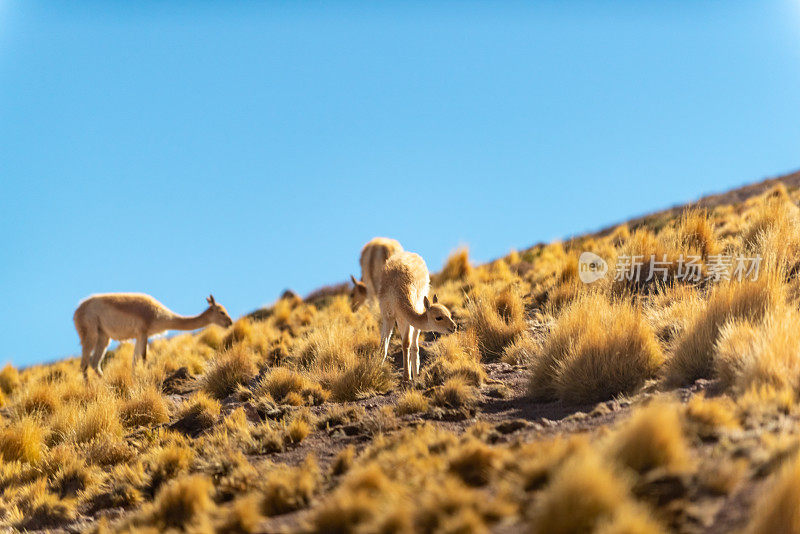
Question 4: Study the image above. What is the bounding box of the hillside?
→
[3,170,800,533]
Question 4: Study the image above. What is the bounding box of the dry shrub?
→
[502,333,540,366]
[82,433,135,467]
[529,449,661,534]
[439,247,473,282]
[0,418,44,463]
[746,453,800,534]
[18,383,59,417]
[466,286,528,359]
[261,455,320,516]
[684,394,740,439]
[396,389,430,415]
[120,386,170,428]
[50,458,99,498]
[198,324,225,350]
[201,345,258,399]
[0,364,21,395]
[175,392,221,434]
[677,208,719,258]
[447,439,506,486]
[150,474,215,531]
[298,318,394,402]
[220,493,263,533]
[607,400,691,474]
[664,276,781,386]
[430,377,479,408]
[531,293,663,403]
[512,436,588,492]
[255,366,328,406]
[69,400,124,444]
[423,330,485,387]
[331,445,356,476]
[223,318,254,349]
[715,308,800,395]
[9,480,77,531]
[285,414,311,445]
[147,439,195,494]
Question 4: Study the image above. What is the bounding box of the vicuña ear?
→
[432,294,439,304]
[350,275,358,285]
[207,294,216,306]
[423,296,431,310]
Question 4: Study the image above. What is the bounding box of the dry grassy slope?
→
[2,170,800,533]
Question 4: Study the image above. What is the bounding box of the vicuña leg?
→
[411,328,421,381]
[79,327,99,379]
[91,333,110,377]
[400,323,412,382]
[379,315,394,363]
[132,334,147,374]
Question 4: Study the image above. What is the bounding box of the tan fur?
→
[350,237,403,311]
[377,251,457,381]
[74,293,232,377]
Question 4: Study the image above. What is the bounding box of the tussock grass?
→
[200,345,258,399]
[261,455,320,516]
[0,418,44,463]
[0,364,21,395]
[423,330,486,387]
[439,247,473,282]
[607,400,691,474]
[120,386,170,428]
[149,474,215,531]
[747,453,800,534]
[396,389,429,415]
[666,276,782,386]
[529,450,661,534]
[175,392,221,434]
[467,286,528,359]
[530,293,663,403]
[430,377,479,408]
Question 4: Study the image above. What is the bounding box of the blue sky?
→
[2,1,800,366]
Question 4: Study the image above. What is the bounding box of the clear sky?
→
[2,1,800,367]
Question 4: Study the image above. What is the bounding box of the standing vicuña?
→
[350,237,404,311]
[74,293,233,377]
[378,251,456,381]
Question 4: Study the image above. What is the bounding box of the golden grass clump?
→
[746,453,800,534]
[120,386,170,428]
[683,394,740,439]
[396,389,430,415]
[430,377,480,408]
[665,276,781,386]
[18,383,59,417]
[529,449,661,534]
[677,208,719,258]
[220,493,264,533]
[607,400,691,474]
[285,413,312,445]
[200,344,258,400]
[447,439,506,486]
[149,474,216,531]
[530,292,663,403]
[467,286,528,359]
[261,455,320,516]
[501,333,540,366]
[0,363,21,395]
[715,308,800,395]
[439,247,473,282]
[176,391,221,434]
[0,417,44,464]
[423,330,486,387]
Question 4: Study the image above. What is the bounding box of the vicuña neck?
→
[164,310,212,331]
[401,302,428,330]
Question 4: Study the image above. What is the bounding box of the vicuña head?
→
[205,294,234,328]
[350,275,368,311]
[421,294,457,334]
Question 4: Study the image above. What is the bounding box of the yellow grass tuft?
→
[430,377,480,409]
[439,247,473,282]
[150,474,215,530]
[423,330,486,387]
[607,400,691,474]
[120,386,170,428]
[746,453,800,534]
[201,344,258,399]
[261,455,320,516]
[396,389,430,415]
[0,363,21,395]
[466,286,528,359]
[666,277,781,386]
[0,417,44,464]
[530,292,663,403]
